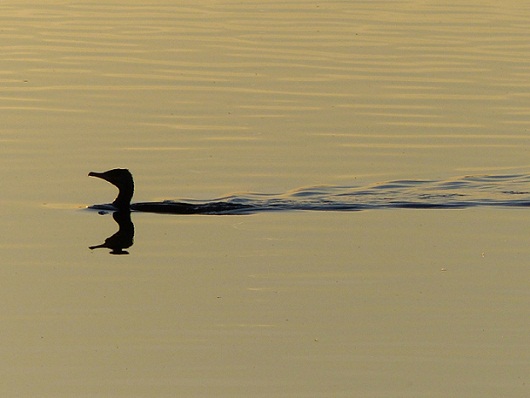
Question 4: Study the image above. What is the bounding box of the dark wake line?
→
[88,173,530,215]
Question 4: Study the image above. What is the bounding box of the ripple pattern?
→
[117,174,530,214]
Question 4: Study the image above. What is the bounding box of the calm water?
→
[1,1,530,396]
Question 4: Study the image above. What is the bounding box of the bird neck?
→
[112,181,134,210]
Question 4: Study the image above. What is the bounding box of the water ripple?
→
[128,174,530,214]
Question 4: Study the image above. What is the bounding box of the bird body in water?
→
[89,168,530,215]
[89,168,254,214]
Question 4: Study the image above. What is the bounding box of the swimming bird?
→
[89,169,134,211]
[88,168,255,214]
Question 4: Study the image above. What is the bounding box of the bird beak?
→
[89,171,104,179]
[89,171,113,184]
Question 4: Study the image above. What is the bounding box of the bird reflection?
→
[89,211,134,255]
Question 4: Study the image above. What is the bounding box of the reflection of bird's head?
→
[89,168,134,209]
[89,210,134,255]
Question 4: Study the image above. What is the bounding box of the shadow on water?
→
[89,211,134,255]
[88,171,530,254]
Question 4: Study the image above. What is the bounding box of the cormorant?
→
[88,168,255,214]
[89,169,134,211]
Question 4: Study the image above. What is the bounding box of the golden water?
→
[1,1,530,396]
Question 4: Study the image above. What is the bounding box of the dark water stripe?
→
[88,174,530,215]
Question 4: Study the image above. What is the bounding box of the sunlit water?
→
[1,1,530,397]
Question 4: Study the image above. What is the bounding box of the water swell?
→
[125,174,530,214]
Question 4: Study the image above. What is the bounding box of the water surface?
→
[1,1,530,397]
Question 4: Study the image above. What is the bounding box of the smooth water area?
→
[1,1,530,396]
